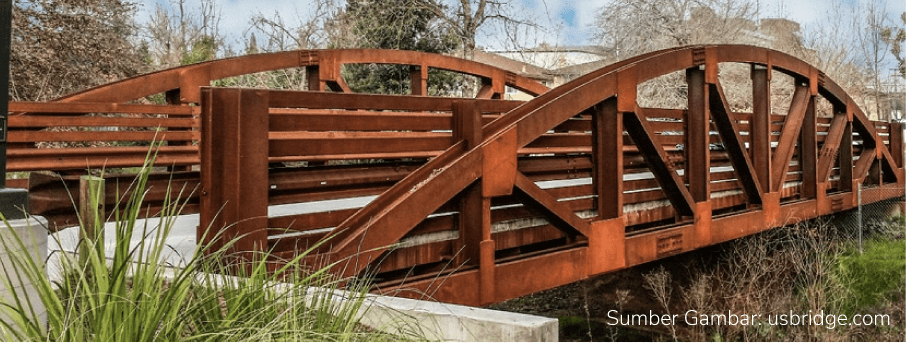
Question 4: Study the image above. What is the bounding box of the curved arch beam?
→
[49,49,549,105]
[318,45,902,277]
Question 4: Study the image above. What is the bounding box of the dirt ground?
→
[490,210,906,341]
[488,248,719,341]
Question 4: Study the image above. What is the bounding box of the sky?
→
[134,0,906,51]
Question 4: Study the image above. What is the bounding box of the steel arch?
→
[286,45,904,305]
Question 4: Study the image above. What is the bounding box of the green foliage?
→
[346,0,455,53]
[0,146,404,341]
[888,214,906,230]
[342,64,463,96]
[144,92,167,105]
[834,238,906,314]
[338,0,460,95]
[180,36,218,66]
[138,40,154,66]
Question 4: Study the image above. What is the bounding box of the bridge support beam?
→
[592,98,622,220]
[799,76,818,199]
[751,65,772,191]
[693,201,712,248]
[840,124,855,192]
[840,102,855,194]
[686,64,715,247]
[199,88,269,257]
[762,192,781,228]
[686,66,710,203]
[479,223,495,305]
[454,100,486,266]
[459,183,498,306]
[891,122,904,168]
[453,100,500,305]
[587,217,625,276]
[410,65,428,96]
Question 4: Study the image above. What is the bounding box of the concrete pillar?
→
[0,216,47,337]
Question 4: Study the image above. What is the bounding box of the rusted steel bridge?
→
[8,46,905,307]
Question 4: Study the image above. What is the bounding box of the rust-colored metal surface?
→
[8,49,546,171]
[9,49,547,230]
[10,46,905,307]
[197,45,905,307]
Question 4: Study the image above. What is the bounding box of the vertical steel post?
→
[453,100,484,266]
[800,84,818,199]
[838,103,854,192]
[198,88,269,257]
[305,66,322,91]
[410,65,427,96]
[452,100,495,304]
[689,63,715,247]
[592,98,622,220]
[686,66,710,202]
[751,65,772,191]
[890,122,904,168]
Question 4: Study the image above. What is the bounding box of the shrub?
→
[834,239,906,314]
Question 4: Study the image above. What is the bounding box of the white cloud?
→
[134,0,905,52]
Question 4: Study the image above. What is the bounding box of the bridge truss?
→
[8,46,904,307]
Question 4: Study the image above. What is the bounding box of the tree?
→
[590,0,760,110]
[854,0,893,120]
[341,0,455,52]
[247,0,538,95]
[792,2,870,117]
[882,13,905,78]
[591,0,757,60]
[11,0,145,101]
[881,12,905,121]
[346,0,543,95]
[333,0,459,94]
[248,0,342,51]
[419,0,539,59]
[143,0,223,68]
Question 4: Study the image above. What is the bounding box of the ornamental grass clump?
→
[0,148,400,341]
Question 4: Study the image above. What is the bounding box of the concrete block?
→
[197,272,559,342]
[0,216,48,336]
[0,188,29,220]
[359,294,558,342]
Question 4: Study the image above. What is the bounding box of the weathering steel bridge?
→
[8,45,905,307]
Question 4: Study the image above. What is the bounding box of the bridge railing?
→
[191,47,906,307]
[7,49,554,230]
[7,101,199,173]
[6,101,201,228]
[196,85,905,279]
[197,88,526,255]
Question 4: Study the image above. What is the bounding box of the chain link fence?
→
[829,186,906,250]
